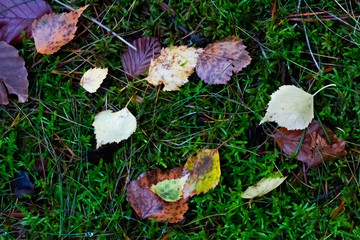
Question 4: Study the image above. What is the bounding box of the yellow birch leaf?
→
[260,85,314,130]
[93,108,136,149]
[145,46,201,91]
[241,175,287,199]
[80,68,108,93]
[183,149,220,198]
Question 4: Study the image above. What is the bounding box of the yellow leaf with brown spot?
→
[183,149,220,198]
[32,5,88,54]
[145,46,201,91]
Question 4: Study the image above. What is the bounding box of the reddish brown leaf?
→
[196,36,251,84]
[0,0,52,45]
[273,120,347,167]
[121,37,161,79]
[32,5,88,54]
[126,167,189,223]
[0,41,28,104]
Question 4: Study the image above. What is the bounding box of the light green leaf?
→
[150,174,189,202]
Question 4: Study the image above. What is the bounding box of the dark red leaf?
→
[273,120,347,167]
[126,167,189,223]
[11,171,35,198]
[0,0,52,45]
[121,37,161,79]
[0,41,28,105]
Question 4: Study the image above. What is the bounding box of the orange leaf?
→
[32,5,88,54]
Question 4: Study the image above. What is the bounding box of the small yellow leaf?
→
[93,108,136,149]
[145,46,201,91]
[260,85,314,130]
[150,174,189,202]
[241,175,287,199]
[80,68,108,93]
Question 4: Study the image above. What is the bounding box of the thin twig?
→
[303,25,320,71]
[53,0,136,50]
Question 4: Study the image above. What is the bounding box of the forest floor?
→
[1,0,360,239]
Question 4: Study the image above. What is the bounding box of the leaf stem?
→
[312,84,336,96]
[53,0,137,50]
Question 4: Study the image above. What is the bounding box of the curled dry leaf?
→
[80,68,108,93]
[0,0,52,45]
[273,120,347,167]
[127,168,190,223]
[121,37,161,79]
[32,5,88,54]
[183,149,220,198]
[196,36,251,84]
[241,174,287,199]
[260,85,314,130]
[0,41,28,105]
[146,46,200,91]
[93,108,137,149]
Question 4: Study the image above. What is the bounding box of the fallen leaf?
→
[11,171,35,198]
[126,168,189,223]
[80,68,108,93]
[0,0,52,45]
[273,120,347,167]
[183,149,221,198]
[93,108,137,149]
[146,46,200,91]
[241,174,287,199]
[151,174,189,202]
[196,36,251,84]
[32,5,88,54]
[260,85,314,130]
[122,37,161,79]
[0,41,28,105]
[330,200,345,219]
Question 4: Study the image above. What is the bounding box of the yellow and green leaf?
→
[183,149,220,198]
[150,174,189,202]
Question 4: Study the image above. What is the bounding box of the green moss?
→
[1,0,360,239]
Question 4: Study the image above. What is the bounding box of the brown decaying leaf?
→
[0,0,52,45]
[126,167,189,223]
[0,41,28,105]
[121,37,161,79]
[32,5,88,54]
[273,120,347,167]
[196,36,251,84]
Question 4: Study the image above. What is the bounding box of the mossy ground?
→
[1,0,360,239]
